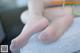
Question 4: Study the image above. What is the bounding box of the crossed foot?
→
[10,6,74,51]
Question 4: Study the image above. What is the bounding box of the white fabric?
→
[20,17,80,53]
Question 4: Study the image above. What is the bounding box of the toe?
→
[10,18,49,51]
[10,39,18,51]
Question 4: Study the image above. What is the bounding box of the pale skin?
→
[10,0,74,52]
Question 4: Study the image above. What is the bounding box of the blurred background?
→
[0,0,80,53]
[0,0,28,53]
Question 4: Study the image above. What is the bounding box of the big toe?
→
[10,39,19,51]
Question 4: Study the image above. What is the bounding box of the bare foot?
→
[10,15,49,51]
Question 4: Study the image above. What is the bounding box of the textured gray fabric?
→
[0,21,5,43]
[20,17,80,53]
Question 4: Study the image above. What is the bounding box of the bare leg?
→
[38,6,74,43]
[10,11,49,51]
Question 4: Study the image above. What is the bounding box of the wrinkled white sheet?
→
[20,17,80,53]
